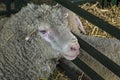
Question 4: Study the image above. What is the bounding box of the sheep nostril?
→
[70,46,79,51]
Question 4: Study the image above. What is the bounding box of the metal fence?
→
[0,0,119,16]
[53,0,120,80]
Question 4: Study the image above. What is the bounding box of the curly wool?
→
[0,3,70,80]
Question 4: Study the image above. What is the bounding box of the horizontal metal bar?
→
[58,59,91,80]
[71,1,97,5]
[72,57,104,80]
[54,0,120,40]
[69,0,85,2]
[73,33,120,78]
[111,0,118,5]
[69,0,97,4]
[58,60,81,80]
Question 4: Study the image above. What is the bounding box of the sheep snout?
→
[62,39,80,60]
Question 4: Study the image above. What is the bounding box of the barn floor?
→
[0,2,120,80]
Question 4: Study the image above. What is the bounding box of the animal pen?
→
[0,0,120,80]
[55,0,120,80]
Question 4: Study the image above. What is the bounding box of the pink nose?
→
[70,44,80,52]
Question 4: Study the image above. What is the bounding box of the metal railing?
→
[0,0,119,16]
[53,0,120,80]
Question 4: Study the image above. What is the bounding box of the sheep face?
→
[38,21,80,60]
[25,4,80,60]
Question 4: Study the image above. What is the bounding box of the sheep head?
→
[24,3,80,60]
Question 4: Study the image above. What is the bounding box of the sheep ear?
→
[75,16,86,34]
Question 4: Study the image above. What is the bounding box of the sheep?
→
[60,2,120,79]
[29,1,120,79]
[61,32,120,80]
[35,1,120,79]
[76,34,120,80]
[0,3,81,80]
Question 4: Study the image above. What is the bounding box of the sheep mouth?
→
[63,54,79,60]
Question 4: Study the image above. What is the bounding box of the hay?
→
[79,2,120,38]
[49,67,70,80]
[0,3,5,11]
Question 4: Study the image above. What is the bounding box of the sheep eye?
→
[39,30,47,34]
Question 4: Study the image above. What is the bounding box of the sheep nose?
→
[70,45,79,51]
[70,42,80,52]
